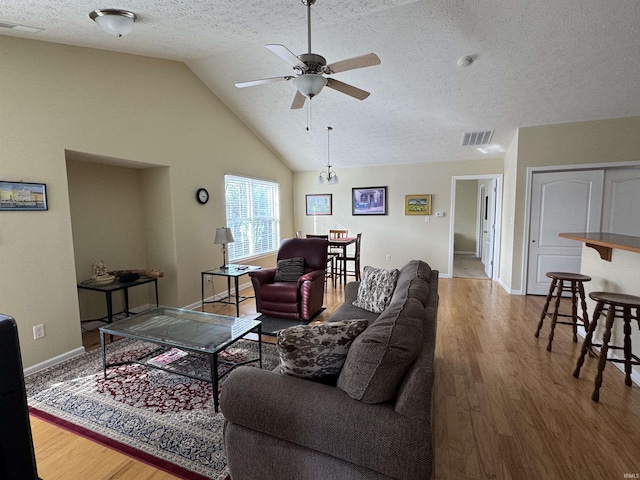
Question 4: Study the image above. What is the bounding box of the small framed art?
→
[405,194,432,215]
[306,194,332,215]
[0,181,48,211]
[352,186,387,215]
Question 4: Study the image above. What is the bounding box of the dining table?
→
[328,237,357,285]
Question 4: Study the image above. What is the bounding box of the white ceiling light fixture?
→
[293,74,328,98]
[317,126,338,185]
[89,9,137,37]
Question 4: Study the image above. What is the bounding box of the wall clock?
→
[196,188,209,204]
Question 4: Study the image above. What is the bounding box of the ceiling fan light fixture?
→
[294,74,327,98]
[89,9,137,37]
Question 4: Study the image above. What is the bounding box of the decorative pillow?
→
[273,256,305,282]
[276,319,369,383]
[337,297,424,403]
[352,266,400,313]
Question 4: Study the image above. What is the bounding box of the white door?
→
[602,168,640,236]
[527,170,604,295]
[484,178,497,278]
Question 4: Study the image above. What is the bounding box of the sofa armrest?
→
[221,366,431,479]
[249,267,276,285]
[297,269,324,286]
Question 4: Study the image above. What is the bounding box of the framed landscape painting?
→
[0,181,48,211]
[352,187,387,215]
[405,194,432,215]
[306,194,332,215]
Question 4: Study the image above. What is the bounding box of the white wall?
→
[454,180,478,254]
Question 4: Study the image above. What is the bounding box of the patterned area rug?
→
[26,338,278,480]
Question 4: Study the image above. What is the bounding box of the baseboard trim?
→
[24,346,86,376]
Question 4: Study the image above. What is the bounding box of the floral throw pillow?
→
[352,266,400,313]
[276,319,369,382]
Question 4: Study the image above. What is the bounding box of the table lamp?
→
[214,227,235,269]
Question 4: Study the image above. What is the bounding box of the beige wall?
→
[506,117,640,292]
[454,180,478,253]
[293,158,503,275]
[0,36,292,368]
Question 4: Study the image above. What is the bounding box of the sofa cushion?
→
[273,256,305,282]
[276,319,369,383]
[352,266,400,313]
[337,297,424,403]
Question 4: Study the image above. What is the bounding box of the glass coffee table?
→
[99,306,262,412]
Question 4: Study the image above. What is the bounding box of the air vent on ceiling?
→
[461,130,494,147]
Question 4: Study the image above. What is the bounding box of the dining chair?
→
[306,234,337,287]
[338,233,362,281]
[328,229,349,273]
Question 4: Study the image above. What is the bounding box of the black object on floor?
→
[257,309,324,336]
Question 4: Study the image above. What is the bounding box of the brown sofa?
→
[222,260,438,480]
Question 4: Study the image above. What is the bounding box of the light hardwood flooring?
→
[33,277,640,479]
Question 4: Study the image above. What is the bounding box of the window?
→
[225,175,280,261]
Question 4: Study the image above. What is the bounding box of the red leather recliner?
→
[249,238,328,320]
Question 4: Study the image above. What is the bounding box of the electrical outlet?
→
[33,324,45,339]
[425,216,430,223]
[385,254,391,261]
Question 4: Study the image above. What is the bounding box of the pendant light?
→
[317,127,339,185]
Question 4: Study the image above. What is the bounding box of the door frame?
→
[521,160,640,294]
[449,174,503,280]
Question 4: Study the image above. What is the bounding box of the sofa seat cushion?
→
[276,319,369,383]
[337,297,424,403]
[352,266,400,313]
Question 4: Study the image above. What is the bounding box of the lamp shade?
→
[294,74,327,98]
[214,227,235,244]
[90,9,137,37]
[328,173,339,185]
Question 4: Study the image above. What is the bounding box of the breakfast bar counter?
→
[559,232,640,261]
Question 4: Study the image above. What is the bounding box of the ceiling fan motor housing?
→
[295,53,327,74]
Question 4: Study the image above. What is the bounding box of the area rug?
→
[257,307,324,336]
[26,338,278,480]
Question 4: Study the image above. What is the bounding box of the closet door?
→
[602,168,640,236]
[527,170,604,295]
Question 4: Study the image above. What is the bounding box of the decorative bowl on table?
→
[92,274,115,285]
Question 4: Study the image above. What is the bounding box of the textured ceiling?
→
[2,0,640,172]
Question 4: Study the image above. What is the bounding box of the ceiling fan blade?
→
[326,79,370,100]
[291,90,306,109]
[265,44,307,70]
[326,53,381,74]
[235,76,294,88]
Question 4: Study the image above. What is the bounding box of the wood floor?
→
[33,277,640,479]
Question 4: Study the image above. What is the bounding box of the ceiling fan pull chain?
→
[306,100,312,131]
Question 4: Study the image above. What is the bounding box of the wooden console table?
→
[558,232,640,262]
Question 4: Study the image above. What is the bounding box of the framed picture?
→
[0,181,48,211]
[306,194,332,215]
[352,186,387,215]
[405,194,432,215]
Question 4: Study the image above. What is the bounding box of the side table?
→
[77,276,159,326]
[201,265,260,317]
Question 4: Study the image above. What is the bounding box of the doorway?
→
[450,175,502,280]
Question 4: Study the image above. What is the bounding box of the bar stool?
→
[534,272,591,351]
[573,291,640,402]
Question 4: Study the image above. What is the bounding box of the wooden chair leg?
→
[535,278,557,338]
[574,301,603,378]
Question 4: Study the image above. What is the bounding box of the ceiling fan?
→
[235,0,381,109]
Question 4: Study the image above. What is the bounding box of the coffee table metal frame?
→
[99,306,262,412]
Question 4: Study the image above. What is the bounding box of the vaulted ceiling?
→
[2,0,639,172]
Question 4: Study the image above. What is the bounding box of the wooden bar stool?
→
[534,272,591,351]
[573,291,640,402]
